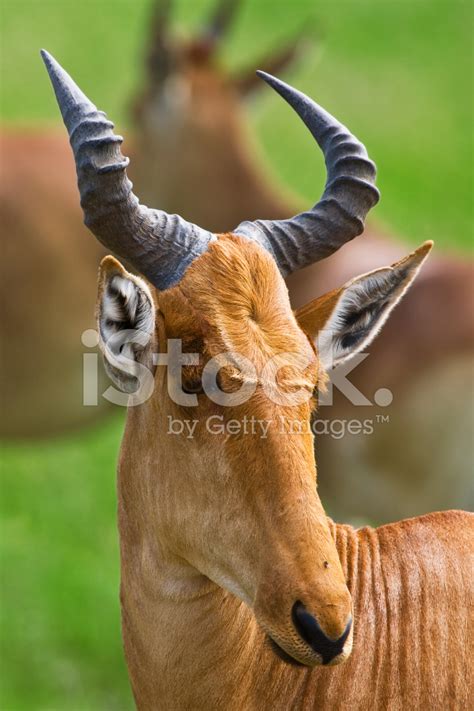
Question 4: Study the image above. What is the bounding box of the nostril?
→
[292,601,352,665]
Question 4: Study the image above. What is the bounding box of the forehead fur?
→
[159,234,315,367]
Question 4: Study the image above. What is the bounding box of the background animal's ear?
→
[232,34,312,97]
[97,256,156,393]
[295,242,433,370]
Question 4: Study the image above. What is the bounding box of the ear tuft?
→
[297,242,433,370]
[97,257,156,393]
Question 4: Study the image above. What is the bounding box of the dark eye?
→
[182,377,204,395]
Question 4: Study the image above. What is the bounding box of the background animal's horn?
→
[151,0,172,36]
[234,72,380,276]
[40,49,215,290]
[146,0,172,83]
[203,0,240,44]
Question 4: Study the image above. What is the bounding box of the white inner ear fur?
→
[317,245,432,370]
[98,268,156,393]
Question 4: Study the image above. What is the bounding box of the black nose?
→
[292,601,352,665]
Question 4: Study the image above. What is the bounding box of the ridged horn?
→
[40,49,215,290]
[234,72,380,276]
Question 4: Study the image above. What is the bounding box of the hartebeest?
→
[131,0,474,521]
[42,50,473,709]
[0,129,107,436]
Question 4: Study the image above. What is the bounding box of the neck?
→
[118,503,472,710]
[119,508,357,708]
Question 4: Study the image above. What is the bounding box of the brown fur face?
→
[126,6,474,531]
[118,235,352,667]
[134,47,238,132]
[105,236,432,674]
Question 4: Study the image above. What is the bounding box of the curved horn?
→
[40,50,215,290]
[234,72,380,276]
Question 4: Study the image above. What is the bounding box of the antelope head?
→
[131,0,310,225]
[133,0,307,121]
[42,49,431,667]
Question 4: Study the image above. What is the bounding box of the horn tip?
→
[256,70,296,99]
[40,47,97,118]
[40,48,62,81]
[256,69,276,83]
[40,48,54,68]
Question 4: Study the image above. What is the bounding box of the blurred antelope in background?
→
[130,0,474,522]
[0,128,106,437]
[42,49,474,710]
[0,0,290,439]
[2,0,472,524]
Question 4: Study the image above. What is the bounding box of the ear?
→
[295,242,433,370]
[97,256,156,393]
[232,35,312,97]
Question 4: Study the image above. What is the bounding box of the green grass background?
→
[1,0,472,708]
